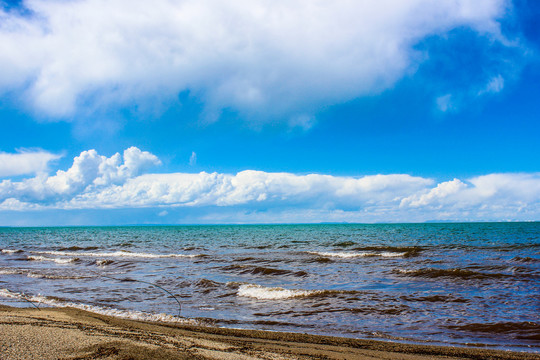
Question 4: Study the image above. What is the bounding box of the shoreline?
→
[1,305,538,360]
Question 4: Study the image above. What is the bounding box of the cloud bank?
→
[0,149,61,177]
[1,147,538,223]
[0,0,509,123]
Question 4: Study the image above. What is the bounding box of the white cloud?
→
[436,94,455,112]
[399,173,540,219]
[400,179,467,207]
[189,152,197,166]
[1,147,539,222]
[0,0,508,123]
[437,73,508,114]
[0,147,160,203]
[478,74,505,95]
[0,149,61,177]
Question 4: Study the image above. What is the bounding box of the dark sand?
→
[0,305,538,360]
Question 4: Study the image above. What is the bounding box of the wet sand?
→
[0,305,538,360]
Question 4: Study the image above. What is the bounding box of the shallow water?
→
[1,223,539,351]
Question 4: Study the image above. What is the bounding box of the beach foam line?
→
[27,255,80,264]
[0,288,196,324]
[237,283,327,300]
[32,250,204,259]
[308,251,406,258]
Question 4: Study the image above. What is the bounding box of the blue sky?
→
[0,0,539,225]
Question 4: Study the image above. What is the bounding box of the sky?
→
[0,0,539,225]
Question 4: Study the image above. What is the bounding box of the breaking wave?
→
[1,249,23,254]
[309,251,406,258]
[352,246,424,257]
[27,255,80,264]
[235,283,357,300]
[237,284,323,300]
[0,268,88,280]
[32,250,204,259]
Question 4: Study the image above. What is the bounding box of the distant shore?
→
[0,305,537,360]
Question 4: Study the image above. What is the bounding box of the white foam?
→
[32,250,202,259]
[379,252,406,257]
[237,283,321,300]
[309,251,406,258]
[0,269,19,275]
[396,269,417,274]
[0,288,196,324]
[1,249,22,254]
[27,255,79,264]
[0,268,88,279]
[95,259,114,266]
[310,251,369,258]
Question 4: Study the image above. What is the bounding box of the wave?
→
[194,278,222,288]
[234,257,257,262]
[395,268,516,280]
[353,246,424,257]
[32,250,204,259]
[237,284,324,300]
[310,256,334,263]
[446,321,540,340]
[235,283,357,300]
[95,259,114,266]
[400,294,469,303]
[0,288,197,324]
[332,241,357,248]
[27,255,80,264]
[253,305,409,317]
[513,256,540,263]
[221,264,308,277]
[248,244,274,250]
[1,249,23,254]
[57,246,100,251]
[309,251,406,258]
[114,242,134,248]
[182,246,207,251]
[0,268,88,279]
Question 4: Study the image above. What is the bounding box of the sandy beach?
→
[0,305,537,360]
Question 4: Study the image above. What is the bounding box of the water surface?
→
[1,223,539,351]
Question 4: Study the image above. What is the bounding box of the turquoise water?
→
[1,223,539,351]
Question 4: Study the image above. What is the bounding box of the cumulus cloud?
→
[400,179,467,207]
[70,171,429,209]
[0,149,61,177]
[399,173,540,220]
[0,0,509,123]
[0,147,160,204]
[1,147,539,222]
